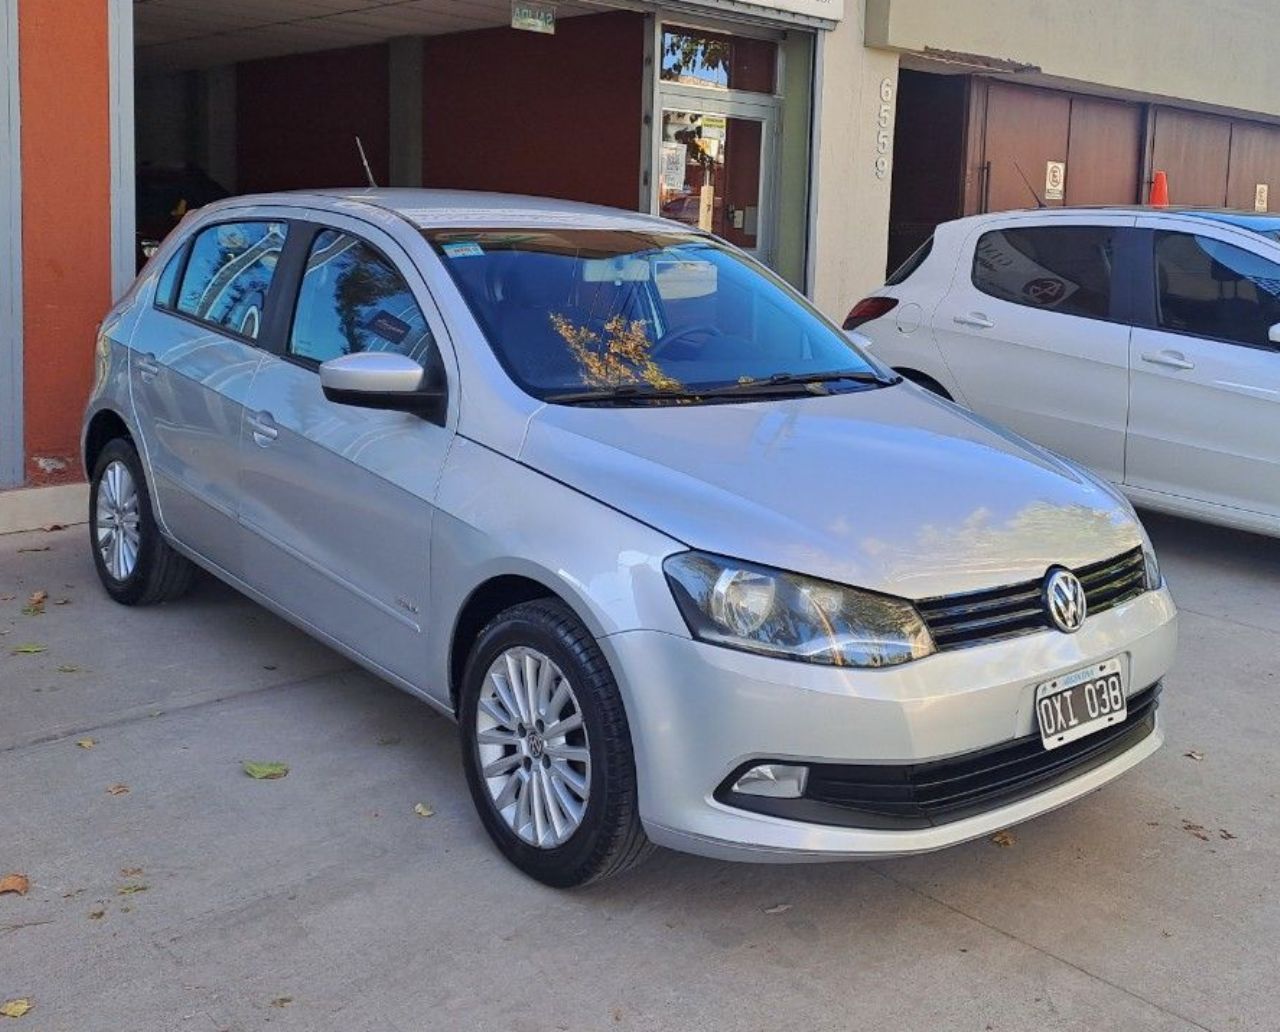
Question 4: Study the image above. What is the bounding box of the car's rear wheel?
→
[89,437,195,605]
[458,598,653,887]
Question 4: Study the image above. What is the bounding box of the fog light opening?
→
[732,763,809,799]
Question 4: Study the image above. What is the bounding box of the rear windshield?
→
[426,229,878,400]
[885,236,933,286]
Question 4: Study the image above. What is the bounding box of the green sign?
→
[511,1,555,34]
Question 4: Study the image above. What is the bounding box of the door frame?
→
[0,0,22,487]
[647,17,784,266]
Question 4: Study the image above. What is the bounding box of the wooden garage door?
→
[1064,96,1143,205]
[1149,108,1232,206]
[983,82,1071,211]
[1226,121,1280,212]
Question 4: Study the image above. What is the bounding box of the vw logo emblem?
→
[1044,568,1087,633]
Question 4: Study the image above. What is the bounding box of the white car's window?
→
[972,225,1115,320]
[1154,231,1280,349]
[176,221,288,340]
[426,229,887,404]
[289,229,436,368]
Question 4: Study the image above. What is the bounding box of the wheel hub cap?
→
[474,646,591,849]
[95,460,141,582]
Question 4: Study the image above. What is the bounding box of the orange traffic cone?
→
[1150,170,1169,207]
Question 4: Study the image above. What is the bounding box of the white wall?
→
[867,0,1280,119]
[808,2,898,318]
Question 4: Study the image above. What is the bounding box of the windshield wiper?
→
[544,370,899,406]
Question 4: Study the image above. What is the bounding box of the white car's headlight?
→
[1143,546,1161,590]
[664,552,935,668]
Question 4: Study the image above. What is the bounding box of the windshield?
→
[426,229,885,402]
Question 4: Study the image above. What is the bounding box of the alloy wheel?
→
[95,459,142,582]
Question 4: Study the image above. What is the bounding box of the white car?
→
[850,207,1280,537]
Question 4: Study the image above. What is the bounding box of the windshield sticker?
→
[364,309,411,344]
[442,241,484,258]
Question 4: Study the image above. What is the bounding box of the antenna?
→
[355,136,378,189]
[1012,160,1046,208]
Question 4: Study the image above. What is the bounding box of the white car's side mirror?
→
[1268,322,1280,345]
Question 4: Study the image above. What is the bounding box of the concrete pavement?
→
[1,513,1277,1031]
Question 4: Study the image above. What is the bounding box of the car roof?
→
[953,204,1280,236]
[209,187,687,233]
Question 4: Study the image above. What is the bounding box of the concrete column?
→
[18,0,113,485]
[388,36,423,188]
[807,12,898,319]
[0,0,23,487]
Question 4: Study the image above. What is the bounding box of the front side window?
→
[289,230,436,366]
[177,221,287,339]
[427,229,884,402]
[1154,231,1280,348]
[973,225,1115,320]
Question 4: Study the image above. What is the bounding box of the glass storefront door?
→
[653,25,780,265]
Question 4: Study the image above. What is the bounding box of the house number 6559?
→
[874,78,894,179]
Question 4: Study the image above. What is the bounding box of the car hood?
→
[519,385,1142,599]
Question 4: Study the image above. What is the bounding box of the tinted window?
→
[886,236,933,286]
[1154,231,1280,348]
[177,222,287,339]
[973,226,1115,319]
[155,245,185,309]
[289,230,436,367]
[427,229,879,400]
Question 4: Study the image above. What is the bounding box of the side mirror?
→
[319,352,446,422]
[1269,322,1280,345]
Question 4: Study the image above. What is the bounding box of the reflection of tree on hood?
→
[333,258,403,353]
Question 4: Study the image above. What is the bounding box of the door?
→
[654,25,779,265]
[237,219,454,687]
[930,216,1136,482]
[1126,222,1280,517]
[130,219,289,577]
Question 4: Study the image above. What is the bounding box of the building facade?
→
[1,0,1278,510]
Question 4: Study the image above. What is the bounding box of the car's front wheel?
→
[89,437,195,605]
[458,598,653,887]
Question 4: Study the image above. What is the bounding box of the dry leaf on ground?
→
[120,867,143,877]
[8,643,46,655]
[21,591,47,616]
[116,884,147,896]
[243,761,289,780]
[41,524,67,532]
[106,784,129,796]
[413,803,435,818]
[88,906,106,920]
[1219,828,1238,840]
[0,998,33,1018]
[53,599,71,606]
[1184,750,1205,761]
[57,665,80,673]
[991,830,1017,848]
[763,903,792,915]
[0,874,30,896]
[1181,821,1210,842]
[269,997,293,1009]
[76,737,95,749]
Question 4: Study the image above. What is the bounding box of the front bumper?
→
[599,585,1176,862]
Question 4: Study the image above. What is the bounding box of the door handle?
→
[247,411,278,445]
[137,353,161,382]
[954,312,995,329]
[1140,350,1195,371]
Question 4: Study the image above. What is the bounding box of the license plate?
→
[1035,657,1127,750]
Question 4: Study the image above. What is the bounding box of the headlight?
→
[1143,546,1161,590]
[663,552,935,668]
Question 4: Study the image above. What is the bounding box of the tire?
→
[89,437,195,606]
[458,598,654,887]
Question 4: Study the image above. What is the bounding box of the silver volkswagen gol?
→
[83,190,1177,886]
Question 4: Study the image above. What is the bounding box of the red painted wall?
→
[423,12,644,209]
[236,44,390,193]
[19,0,112,484]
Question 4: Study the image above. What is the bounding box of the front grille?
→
[719,685,1160,831]
[916,545,1147,651]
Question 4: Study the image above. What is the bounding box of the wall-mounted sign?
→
[511,1,555,34]
[1045,161,1066,201]
[1256,183,1269,212]
[660,143,687,191]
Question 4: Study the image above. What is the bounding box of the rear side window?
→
[289,229,436,367]
[176,221,288,340]
[1154,231,1280,348]
[154,246,185,309]
[972,226,1115,319]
